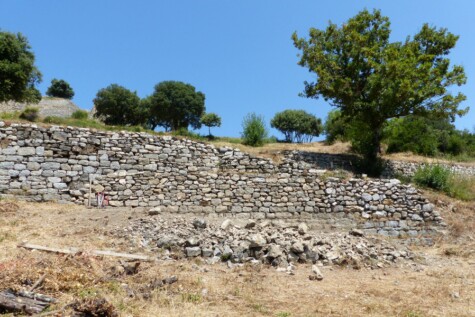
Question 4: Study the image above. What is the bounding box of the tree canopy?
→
[200,112,221,136]
[270,109,322,143]
[292,9,468,172]
[93,84,144,126]
[323,110,350,144]
[147,81,205,131]
[383,116,475,157]
[0,31,42,103]
[46,78,75,99]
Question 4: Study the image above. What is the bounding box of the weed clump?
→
[19,107,39,122]
[414,165,450,191]
[413,165,475,201]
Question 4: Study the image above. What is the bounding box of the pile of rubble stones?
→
[119,215,414,269]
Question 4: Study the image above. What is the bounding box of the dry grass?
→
[383,152,475,166]
[210,140,353,163]
[0,200,474,316]
[210,140,475,167]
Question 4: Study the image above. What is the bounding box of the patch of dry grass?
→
[384,152,475,166]
[0,200,474,316]
[210,140,353,163]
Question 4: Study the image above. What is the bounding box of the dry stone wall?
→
[0,122,444,238]
[284,150,475,178]
[0,97,81,118]
[383,160,475,177]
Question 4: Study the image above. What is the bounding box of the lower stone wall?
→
[0,123,445,238]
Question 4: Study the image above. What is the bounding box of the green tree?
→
[0,31,42,103]
[93,84,144,126]
[200,112,222,136]
[293,9,467,173]
[242,113,268,147]
[46,78,74,99]
[147,81,205,131]
[270,109,322,143]
[323,110,351,144]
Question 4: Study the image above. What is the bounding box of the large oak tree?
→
[292,9,467,173]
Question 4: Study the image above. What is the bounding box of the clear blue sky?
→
[1,0,474,138]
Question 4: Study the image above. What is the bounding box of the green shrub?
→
[413,165,451,191]
[241,113,268,147]
[0,111,20,120]
[71,110,89,120]
[43,116,65,124]
[19,107,39,122]
[171,128,205,140]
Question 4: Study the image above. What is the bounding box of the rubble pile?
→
[120,216,413,268]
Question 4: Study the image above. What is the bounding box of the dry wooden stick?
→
[18,243,152,261]
[29,273,47,292]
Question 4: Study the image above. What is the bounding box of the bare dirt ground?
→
[0,196,474,317]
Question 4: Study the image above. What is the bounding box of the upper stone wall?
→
[0,97,82,118]
[0,122,444,238]
[284,150,475,178]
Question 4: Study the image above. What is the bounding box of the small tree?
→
[0,31,42,103]
[242,113,268,147]
[147,81,205,131]
[293,9,467,174]
[93,84,144,126]
[200,112,222,136]
[270,109,322,143]
[46,79,74,99]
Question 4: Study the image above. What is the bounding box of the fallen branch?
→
[18,243,152,261]
[0,289,55,315]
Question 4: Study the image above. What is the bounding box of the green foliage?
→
[293,9,468,172]
[414,165,451,191]
[171,127,206,141]
[147,81,206,131]
[93,84,145,126]
[46,78,75,99]
[71,110,89,120]
[384,116,475,157]
[270,109,322,143]
[324,110,351,144]
[0,111,20,120]
[0,31,42,103]
[241,113,268,147]
[413,165,474,200]
[19,106,39,122]
[200,112,222,136]
[43,116,64,124]
[446,175,475,201]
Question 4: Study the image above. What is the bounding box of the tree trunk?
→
[362,126,384,176]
